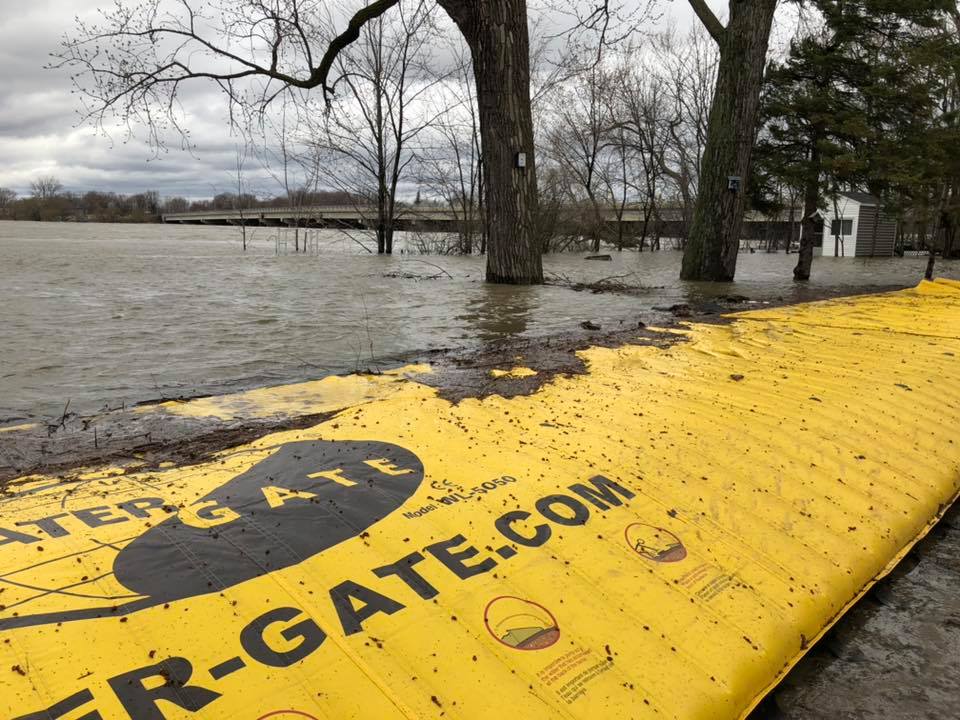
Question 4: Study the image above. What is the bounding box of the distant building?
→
[811,192,897,257]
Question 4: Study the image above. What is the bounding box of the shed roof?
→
[840,191,880,206]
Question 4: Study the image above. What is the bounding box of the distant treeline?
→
[0,180,357,223]
[0,183,161,223]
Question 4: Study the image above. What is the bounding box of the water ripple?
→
[1,221,955,420]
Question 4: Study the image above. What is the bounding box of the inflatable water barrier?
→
[2,279,959,719]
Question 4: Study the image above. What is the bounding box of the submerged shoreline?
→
[4,221,958,424]
[0,284,906,483]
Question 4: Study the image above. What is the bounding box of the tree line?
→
[52,0,960,283]
[0,179,161,223]
[0,181,359,222]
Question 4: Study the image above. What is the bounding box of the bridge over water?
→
[163,205,464,229]
[162,204,799,240]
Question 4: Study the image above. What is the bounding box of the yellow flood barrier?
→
[2,280,958,720]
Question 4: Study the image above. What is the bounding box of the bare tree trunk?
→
[794,146,821,280]
[681,0,777,281]
[927,183,952,279]
[235,145,248,252]
[786,203,796,253]
[925,207,939,281]
[384,197,395,254]
[679,189,693,249]
[377,175,388,254]
[944,182,958,258]
[869,190,881,257]
[442,0,542,283]
[832,194,842,257]
[478,155,487,255]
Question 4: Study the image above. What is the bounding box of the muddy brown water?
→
[1,220,957,423]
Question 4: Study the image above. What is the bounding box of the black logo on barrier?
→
[1,439,424,629]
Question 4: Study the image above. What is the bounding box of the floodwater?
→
[1,221,957,422]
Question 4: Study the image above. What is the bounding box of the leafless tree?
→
[55,0,545,283]
[538,21,720,255]
[655,27,718,246]
[418,33,484,254]
[680,0,778,281]
[0,188,17,211]
[544,0,659,67]
[615,60,669,251]
[233,144,251,251]
[30,176,63,199]
[306,0,437,254]
[543,65,619,252]
[161,196,189,214]
[254,98,322,253]
[592,113,636,251]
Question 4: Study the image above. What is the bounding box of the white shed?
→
[812,192,897,257]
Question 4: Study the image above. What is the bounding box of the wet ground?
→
[0,319,689,483]
[753,502,960,720]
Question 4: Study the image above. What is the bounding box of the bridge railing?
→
[161,204,802,224]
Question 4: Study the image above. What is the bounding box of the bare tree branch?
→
[312,0,402,99]
[52,0,410,146]
[687,0,726,44]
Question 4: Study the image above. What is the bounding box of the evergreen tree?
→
[755,0,959,277]
[755,32,858,277]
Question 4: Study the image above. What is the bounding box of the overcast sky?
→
[0,0,740,201]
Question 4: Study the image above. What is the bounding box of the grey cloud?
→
[0,92,78,138]
[0,0,709,200]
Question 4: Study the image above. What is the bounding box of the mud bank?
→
[0,325,677,486]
